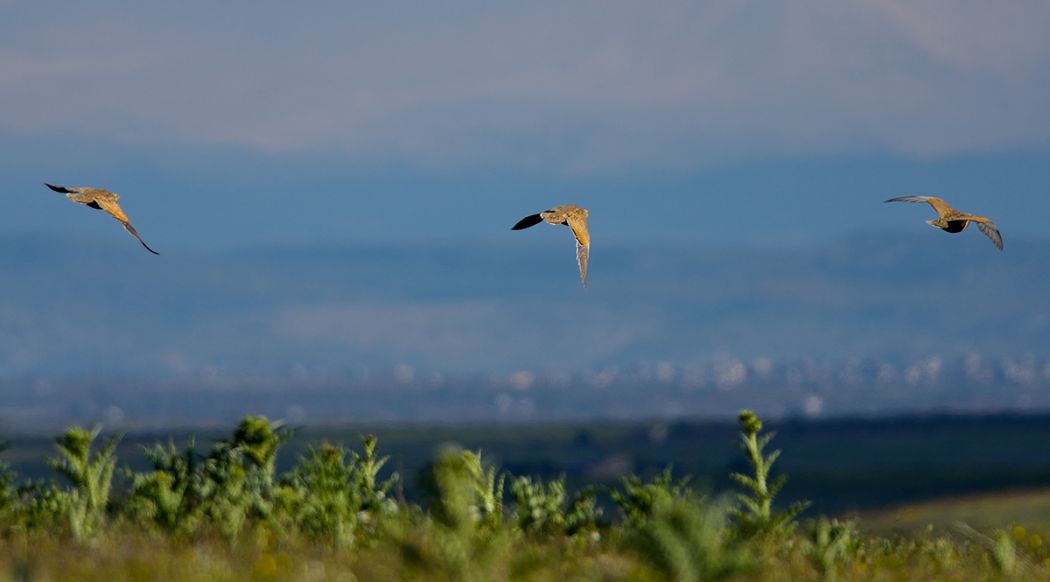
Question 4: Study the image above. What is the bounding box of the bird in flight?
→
[512,205,590,287]
[44,183,160,254]
[884,196,1003,251]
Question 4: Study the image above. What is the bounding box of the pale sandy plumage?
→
[512,204,590,287]
[885,195,1003,251]
[45,183,159,254]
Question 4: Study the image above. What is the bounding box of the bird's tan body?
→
[45,183,159,254]
[512,204,590,287]
[539,205,590,247]
[885,196,1003,251]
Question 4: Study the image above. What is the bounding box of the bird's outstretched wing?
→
[884,195,953,218]
[576,241,589,288]
[512,213,544,230]
[95,198,160,255]
[566,214,589,248]
[973,219,1004,251]
[44,183,78,194]
[566,214,589,287]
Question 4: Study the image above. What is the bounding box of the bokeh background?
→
[2,1,1050,428]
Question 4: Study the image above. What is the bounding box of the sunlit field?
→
[6,2,1050,580]
[2,411,1049,581]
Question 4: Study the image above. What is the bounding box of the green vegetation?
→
[730,410,809,539]
[0,411,1048,581]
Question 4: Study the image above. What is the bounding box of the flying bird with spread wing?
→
[44,183,159,254]
[512,205,590,287]
[884,196,1003,251]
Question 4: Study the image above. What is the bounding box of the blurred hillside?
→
[2,231,1049,425]
[5,413,1050,516]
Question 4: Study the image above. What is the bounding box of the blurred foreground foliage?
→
[0,412,1048,581]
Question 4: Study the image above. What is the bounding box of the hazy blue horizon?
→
[4,2,1050,424]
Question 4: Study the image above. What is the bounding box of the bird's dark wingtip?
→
[512,213,544,230]
[44,183,70,193]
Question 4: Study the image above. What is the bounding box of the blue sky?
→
[2,1,1049,250]
[4,2,1050,422]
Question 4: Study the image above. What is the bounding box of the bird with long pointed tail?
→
[885,196,1002,251]
[44,183,159,254]
[512,205,590,287]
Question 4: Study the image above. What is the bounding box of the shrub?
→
[13,480,73,534]
[625,494,752,581]
[402,446,511,580]
[46,426,120,540]
[611,466,691,525]
[422,447,505,532]
[276,436,398,546]
[124,437,203,535]
[0,442,15,523]
[806,517,859,581]
[730,410,809,538]
[510,475,566,536]
[123,415,294,539]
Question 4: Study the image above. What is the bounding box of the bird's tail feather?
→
[123,223,160,255]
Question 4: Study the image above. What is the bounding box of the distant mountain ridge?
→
[3,232,1050,423]
[2,231,1048,378]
